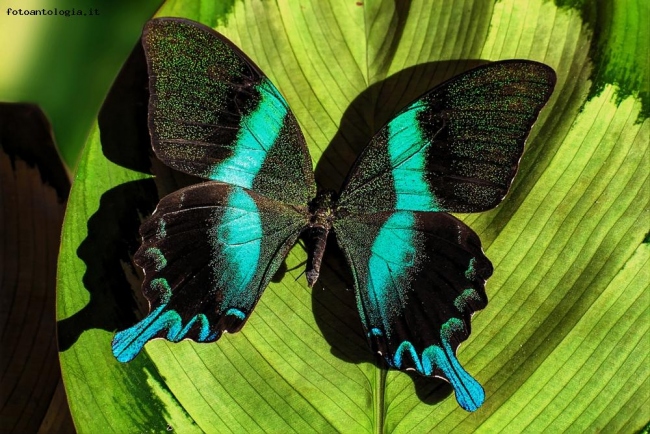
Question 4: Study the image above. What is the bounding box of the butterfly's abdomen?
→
[304,190,337,286]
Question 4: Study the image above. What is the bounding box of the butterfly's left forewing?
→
[112,182,308,362]
[143,18,316,205]
[333,211,492,411]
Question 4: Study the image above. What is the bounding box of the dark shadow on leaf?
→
[98,38,152,174]
[310,232,369,364]
[270,260,289,283]
[58,39,162,351]
[57,179,158,351]
[410,372,454,405]
[57,175,185,433]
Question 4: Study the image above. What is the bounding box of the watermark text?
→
[7,8,100,17]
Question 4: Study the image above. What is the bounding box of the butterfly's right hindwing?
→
[111,182,308,362]
[333,211,492,411]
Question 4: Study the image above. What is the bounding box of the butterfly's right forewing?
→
[337,60,556,214]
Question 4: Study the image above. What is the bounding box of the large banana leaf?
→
[57,0,649,432]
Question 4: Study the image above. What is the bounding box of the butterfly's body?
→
[112,18,556,412]
[305,189,337,287]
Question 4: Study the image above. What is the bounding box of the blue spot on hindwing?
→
[454,288,482,312]
[111,303,217,363]
[209,79,287,187]
[225,308,246,320]
[390,318,485,411]
[465,258,477,280]
[366,212,417,335]
[393,341,424,373]
[156,219,167,239]
[150,278,172,303]
[386,101,441,211]
[145,247,167,271]
[437,318,485,411]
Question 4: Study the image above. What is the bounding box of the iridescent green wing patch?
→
[333,211,492,411]
[111,182,308,362]
[143,18,315,206]
[337,60,556,214]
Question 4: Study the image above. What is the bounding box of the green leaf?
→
[0,0,162,169]
[57,0,649,432]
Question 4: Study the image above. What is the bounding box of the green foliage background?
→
[0,0,161,167]
[44,0,650,432]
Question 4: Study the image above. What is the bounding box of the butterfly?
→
[111,17,556,412]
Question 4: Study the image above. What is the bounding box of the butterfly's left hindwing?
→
[111,182,308,362]
[333,211,492,411]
